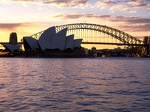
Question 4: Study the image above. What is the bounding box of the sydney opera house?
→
[2,26,85,57]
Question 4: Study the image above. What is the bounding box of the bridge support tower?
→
[143,36,150,56]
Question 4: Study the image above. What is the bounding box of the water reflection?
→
[0,58,150,111]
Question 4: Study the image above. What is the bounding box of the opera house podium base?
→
[12,48,94,58]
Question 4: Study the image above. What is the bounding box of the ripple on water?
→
[0,58,149,112]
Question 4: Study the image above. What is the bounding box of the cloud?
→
[41,0,89,8]
[0,23,35,30]
[53,13,150,24]
[94,0,150,12]
[128,0,150,8]
[5,0,150,10]
[11,0,34,2]
[118,24,150,32]
[109,16,150,31]
[94,0,116,9]
[41,0,70,7]
[13,0,33,1]
[53,13,150,32]
[110,16,150,24]
[9,0,89,8]
[0,23,21,30]
[110,4,136,13]
[53,13,111,19]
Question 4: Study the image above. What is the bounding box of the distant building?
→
[9,32,18,44]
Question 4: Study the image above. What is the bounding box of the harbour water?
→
[0,58,149,112]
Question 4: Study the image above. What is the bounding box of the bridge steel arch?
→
[31,23,143,45]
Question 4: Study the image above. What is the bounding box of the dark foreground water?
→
[0,58,149,112]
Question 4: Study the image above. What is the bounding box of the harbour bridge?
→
[0,23,148,56]
[31,23,144,47]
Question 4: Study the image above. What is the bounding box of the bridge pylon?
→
[142,36,150,56]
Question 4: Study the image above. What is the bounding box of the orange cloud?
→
[0,23,22,30]
[94,0,150,13]
[12,0,33,2]
[53,13,150,32]
[0,22,44,42]
[10,0,89,7]
[0,23,36,30]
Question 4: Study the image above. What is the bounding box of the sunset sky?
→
[0,0,150,43]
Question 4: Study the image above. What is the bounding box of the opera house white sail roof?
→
[23,36,39,51]
[74,39,83,48]
[23,26,82,51]
[37,39,51,50]
[65,35,74,50]
[39,26,56,42]
[2,44,20,52]
[50,28,67,50]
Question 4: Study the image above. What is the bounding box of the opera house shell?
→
[2,44,20,52]
[23,26,82,51]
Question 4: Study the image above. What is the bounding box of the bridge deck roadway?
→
[0,42,23,44]
[82,42,146,46]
